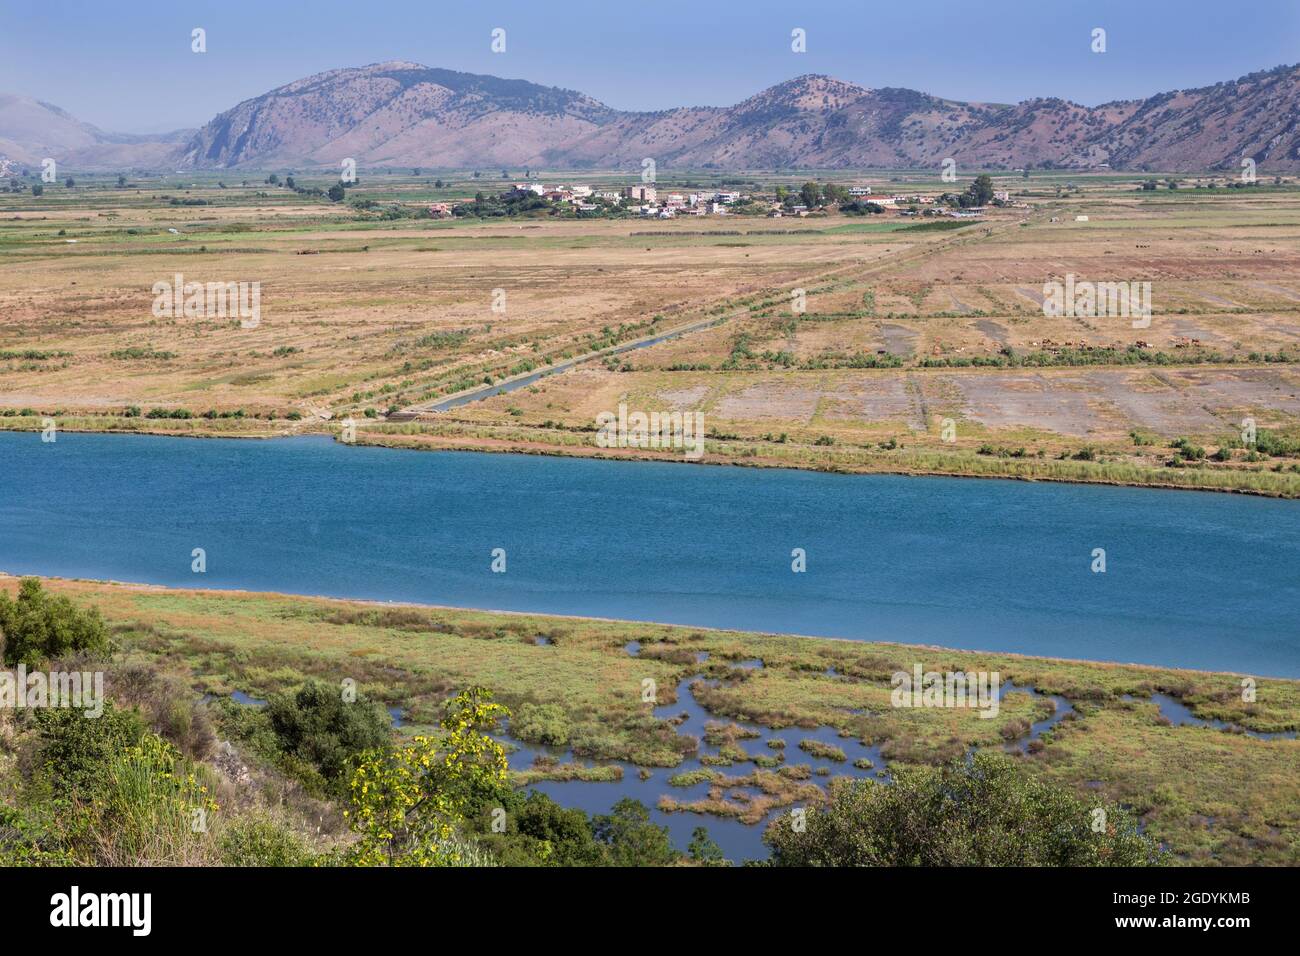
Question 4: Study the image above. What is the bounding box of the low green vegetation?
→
[1,577,1295,865]
[798,739,847,761]
[765,752,1162,866]
[359,421,1300,498]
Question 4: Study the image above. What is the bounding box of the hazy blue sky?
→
[2,0,1298,133]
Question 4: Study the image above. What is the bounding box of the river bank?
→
[4,574,1297,864]
[3,412,1300,498]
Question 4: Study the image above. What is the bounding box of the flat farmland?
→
[0,185,912,415]
[3,173,1300,495]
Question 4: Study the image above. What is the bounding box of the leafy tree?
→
[966,174,994,206]
[688,826,726,865]
[514,791,605,865]
[821,183,848,205]
[117,175,127,187]
[64,178,75,188]
[799,181,821,208]
[284,176,295,189]
[267,174,279,185]
[0,577,111,667]
[592,798,679,866]
[266,680,391,787]
[765,752,1164,866]
[344,687,510,866]
[841,200,884,216]
[327,183,346,202]
[31,184,42,196]
[471,789,605,866]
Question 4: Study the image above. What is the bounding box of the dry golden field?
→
[4,171,1300,493]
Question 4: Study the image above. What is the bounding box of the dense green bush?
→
[0,805,70,866]
[1255,429,1300,457]
[593,798,680,867]
[0,578,111,667]
[218,816,312,866]
[765,752,1164,866]
[266,681,392,789]
[25,699,292,867]
[468,788,604,866]
[688,826,727,865]
[510,702,572,746]
[33,703,145,799]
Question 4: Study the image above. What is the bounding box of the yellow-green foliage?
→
[343,687,509,866]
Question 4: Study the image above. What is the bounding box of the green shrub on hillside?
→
[1255,429,1300,457]
[85,733,217,866]
[30,705,218,865]
[0,805,72,866]
[33,703,145,799]
[765,752,1164,866]
[218,816,312,867]
[266,681,392,790]
[468,788,606,867]
[0,578,111,667]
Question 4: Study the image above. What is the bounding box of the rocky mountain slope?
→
[177,61,1300,172]
[8,61,1300,172]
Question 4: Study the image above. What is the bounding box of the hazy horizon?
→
[2,0,1298,134]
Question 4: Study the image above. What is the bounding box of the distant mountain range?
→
[6,60,1300,173]
[0,93,190,169]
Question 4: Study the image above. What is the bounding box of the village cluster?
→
[426,180,1016,219]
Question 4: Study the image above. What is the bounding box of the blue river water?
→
[0,431,1297,677]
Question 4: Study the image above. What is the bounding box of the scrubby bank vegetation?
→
[3,577,1289,866]
[0,583,698,866]
[766,753,1161,866]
